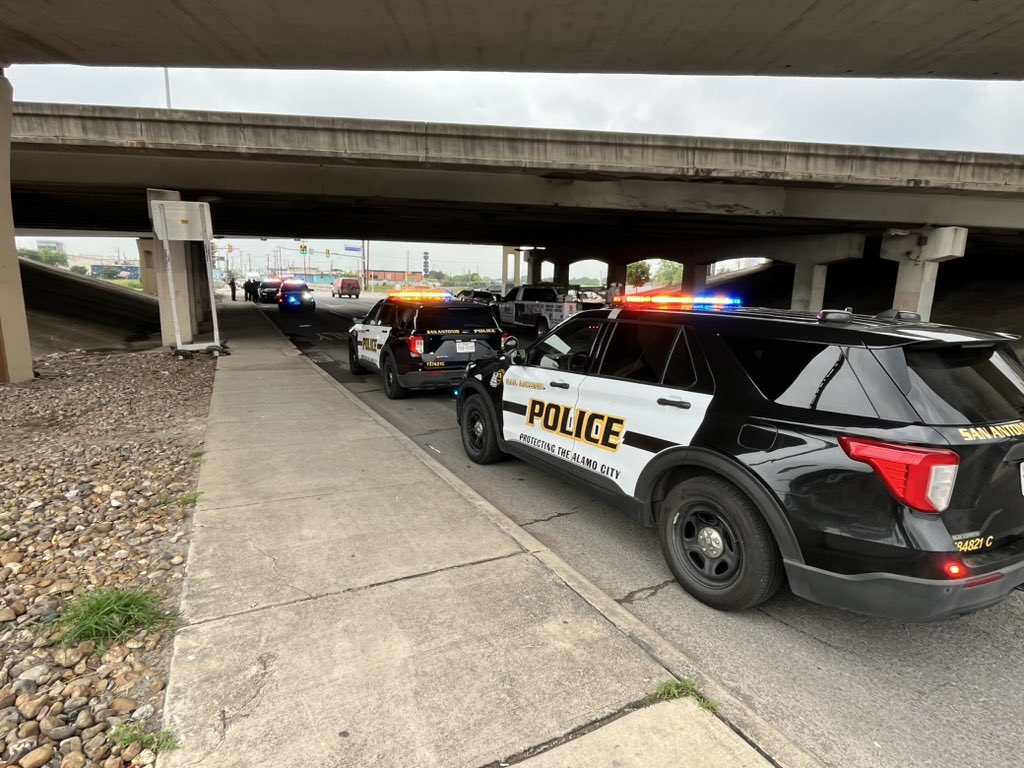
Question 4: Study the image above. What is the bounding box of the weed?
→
[188,451,204,461]
[156,493,174,506]
[176,491,202,507]
[653,679,718,714]
[53,587,179,648]
[108,722,179,753]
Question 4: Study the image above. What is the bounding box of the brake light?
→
[502,332,509,345]
[838,436,959,513]
[944,561,965,578]
[406,335,425,355]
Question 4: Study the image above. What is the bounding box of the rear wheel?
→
[382,357,408,399]
[658,476,782,611]
[348,342,367,374]
[535,317,549,336]
[461,395,504,464]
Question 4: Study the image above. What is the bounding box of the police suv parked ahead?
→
[456,295,1024,621]
[348,290,505,399]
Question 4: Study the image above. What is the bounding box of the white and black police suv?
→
[456,293,1024,621]
[348,290,505,399]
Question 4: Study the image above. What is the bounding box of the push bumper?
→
[785,557,1024,622]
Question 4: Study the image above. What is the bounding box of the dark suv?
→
[455,298,1024,621]
[348,291,504,399]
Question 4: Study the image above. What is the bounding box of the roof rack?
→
[874,308,922,323]
[817,307,854,323]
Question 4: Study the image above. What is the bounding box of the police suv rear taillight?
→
[838,436,959,513]
[406,335,425,355]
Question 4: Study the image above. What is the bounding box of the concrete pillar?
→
[607,261,627,298]
[527,255,543,284]
[681,260,708,295]
[791,262,828,311]
[137,238,159,296]
[553,259,570,286]
[500,245,518,294]
[0,73,33,383]
[881,227,967,321]
[513,248,522,286]
[147,189,198,347]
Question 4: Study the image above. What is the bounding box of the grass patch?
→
[53,587,179,648]
[653,679,718,713]
[108,722,178,753]
[176,491,202,507]
[101,278,145,291]
[188,451,204,461]
[156,493,174,506]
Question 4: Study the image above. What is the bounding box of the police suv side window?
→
[364,300,384,325]
[527,319,603,371]
[722,336,877,417]
[378,304,398,328]
[597,322,679,384]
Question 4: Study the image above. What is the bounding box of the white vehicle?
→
[497,284,603,335]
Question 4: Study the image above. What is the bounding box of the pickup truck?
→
[497,285,606,335]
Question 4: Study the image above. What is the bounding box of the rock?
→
[12,679,38,696]
[48,724,77,741]
[15,693,48,719]
[53,649,84,668]
[121,741,143,760]
[18,744,54,768]
[102,757,123,768]
[17,665,52,685]
[80,722,107,740]
[5,736,38,763]
[1,552,24,566]
[59,736,82,755]
[0,608,16,623]
[73,710,94,730]
[108,697,136,715]
[60,752,87,768]
[83,733,109,760]
[0,689,15,709]
[129,704,155,722]
[135,748,156,765]
[17,720,39,738]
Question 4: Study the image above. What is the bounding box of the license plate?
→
[456,341,475,354]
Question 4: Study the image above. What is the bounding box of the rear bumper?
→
[785,557,1024,622]
[398,369,465,390]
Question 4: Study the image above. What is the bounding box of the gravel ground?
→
[0,350,216,768]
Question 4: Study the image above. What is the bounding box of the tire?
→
[348,341,368,374]
[658,475,782,611]
[461,395,504,464]
[535,317,549,336]
[382,356,408,400]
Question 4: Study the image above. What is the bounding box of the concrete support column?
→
[147,189,198,347]
[513,248,522,287]
[527,255,543,284]
[0,73,33,383]
[881,227,967,321]
[553,259,570,286]
[607,261,627,298]
[500,245,517,294]
[681,260,708,295]
[791,262,829,311]
[137,238,159,296]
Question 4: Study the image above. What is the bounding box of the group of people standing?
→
[228,277,263,302]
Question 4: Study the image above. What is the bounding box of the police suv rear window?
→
[722,336,876,417]
[897,344,1024,425]
[416,307,497,332]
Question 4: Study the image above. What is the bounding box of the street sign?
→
[344,245,362,253]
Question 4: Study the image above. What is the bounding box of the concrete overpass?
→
[2,1,1024,79]
[10,102,1024,318]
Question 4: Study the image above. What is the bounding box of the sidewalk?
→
[159,302,774,768]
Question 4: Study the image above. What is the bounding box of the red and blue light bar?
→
[388,289,454,302]
[612,294,742,310]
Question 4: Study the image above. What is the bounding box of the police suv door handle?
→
[549,381,571,389]
[657,397,691,409]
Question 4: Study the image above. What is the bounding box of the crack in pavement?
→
[521,508,580,527]
[185,652,278,767]
[245,535,314,599]
[616,579,677,605]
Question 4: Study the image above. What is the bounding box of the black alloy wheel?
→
[382,357,409,399]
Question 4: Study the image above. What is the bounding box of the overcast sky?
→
[12,65,1024,277]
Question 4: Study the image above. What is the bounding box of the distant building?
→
[367,270,424,283]
[36,239,66,254]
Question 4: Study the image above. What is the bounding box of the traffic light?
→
[227,244,233,253]
[300,243,308,256]
[325,248,331,257]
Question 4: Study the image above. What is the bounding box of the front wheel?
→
[461,396,504,464]
[382,357,408,400]
[658,476,782,611]
[348,342,367,375]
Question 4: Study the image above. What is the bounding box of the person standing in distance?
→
[229,276,237,301]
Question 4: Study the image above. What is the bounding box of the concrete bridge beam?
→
[881,227,967,321]
[681,260,708,296]
[0,73,32,383]
[137,238,159,296]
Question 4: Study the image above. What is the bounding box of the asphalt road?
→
[266,294,1024,768]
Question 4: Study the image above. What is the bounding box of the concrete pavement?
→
[160,301,773,768]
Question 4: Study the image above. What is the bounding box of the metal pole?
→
[163,68,172,109]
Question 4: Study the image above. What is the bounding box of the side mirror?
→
[503,335,519,351]
[508,349,527,366]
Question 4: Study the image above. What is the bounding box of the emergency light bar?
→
[388,289,453,301]
[612,294,742,309]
